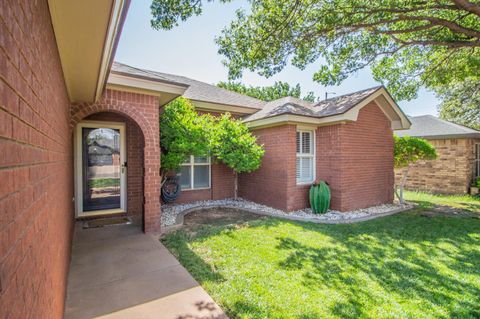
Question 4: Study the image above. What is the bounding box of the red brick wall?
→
[0,0,73,318]
[239,125,296,210]
[313,124,344,210]
[172,162,235,204]
[85,112,145,223]
[395,138,479,194]
[289,102,394,211]
[241,102,394,212]
[72,89,161,233]
[337,102,394,210]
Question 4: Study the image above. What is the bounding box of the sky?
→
[115,0,439,116]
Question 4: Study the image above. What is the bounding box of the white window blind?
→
[296,131,315,184]
[180,156,211,190]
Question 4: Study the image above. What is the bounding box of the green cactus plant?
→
[309,181,331,214]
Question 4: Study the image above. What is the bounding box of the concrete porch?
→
[64,223,226,318]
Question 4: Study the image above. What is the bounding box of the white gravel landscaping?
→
[161,198,412,227]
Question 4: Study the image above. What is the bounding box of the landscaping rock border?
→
[161,198,413,231]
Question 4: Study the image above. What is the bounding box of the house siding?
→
[0,0,73,318]
[242,102,394,212]
[394,138,480,194]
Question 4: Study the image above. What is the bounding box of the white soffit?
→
[48,0,130,102]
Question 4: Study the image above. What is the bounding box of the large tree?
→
[217,81,317,102]
[436,78,480,129]
[151,0,480,101]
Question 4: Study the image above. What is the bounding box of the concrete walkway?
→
[64,223,226,319]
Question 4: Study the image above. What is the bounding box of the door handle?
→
[121,162,127,173]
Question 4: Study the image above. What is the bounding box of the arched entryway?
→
[71,90,162,232]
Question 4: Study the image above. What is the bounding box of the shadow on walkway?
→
[64,223,227,319]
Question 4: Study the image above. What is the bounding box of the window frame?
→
[296,129,316,185]
[180,155,211,190]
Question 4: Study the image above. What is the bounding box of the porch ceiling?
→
[48,0,130,103]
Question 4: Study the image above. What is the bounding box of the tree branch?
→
[451,0,480,17]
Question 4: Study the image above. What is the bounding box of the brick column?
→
[143,119,161,233]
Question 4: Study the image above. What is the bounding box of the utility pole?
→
[325,92,336,100]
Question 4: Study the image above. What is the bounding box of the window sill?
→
[181,187,211,192]
[296,181,314,186]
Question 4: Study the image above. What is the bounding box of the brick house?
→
[0,1,411,317]
[395,115,480,194]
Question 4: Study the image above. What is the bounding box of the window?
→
[475,143,480,180]
[180,156,211,190]
[296,130,315,184]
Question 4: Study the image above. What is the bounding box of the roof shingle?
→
[112,62,265,109]
[244,86,383,122]
[395,115,480,139]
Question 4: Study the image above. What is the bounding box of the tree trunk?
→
[398,165,410,204]
[234,171,238,200]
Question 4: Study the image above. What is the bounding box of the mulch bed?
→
[182,207,264,231]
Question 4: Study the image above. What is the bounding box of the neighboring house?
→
[0,1,410,318]
[395,115,480,194]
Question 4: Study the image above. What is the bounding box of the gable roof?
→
[395,115,480,139]
[244,86,410,130]
[244,86,382,122]
[243,96,317,122]
[314,86,383,116]
[111,62,265,110]
[108,62,410,130]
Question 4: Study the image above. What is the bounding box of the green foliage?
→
[151,0,480,101]
[476,177,480,188]
[160,97,214,173]
[217,81,317,102]
[394,135,437,168]
[160,97,264,191]
[309,181,330,214]
[436,78,480,130]
[209,113,264,174]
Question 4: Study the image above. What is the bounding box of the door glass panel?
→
[82,128,121,211]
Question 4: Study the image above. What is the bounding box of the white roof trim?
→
[94,0,128,101]
[107,73,188,96]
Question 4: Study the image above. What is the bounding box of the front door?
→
[75,121,126,216]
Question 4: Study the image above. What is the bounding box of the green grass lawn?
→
[163,213,480,318]
[88,178,119,188]
[404,190,480,213]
